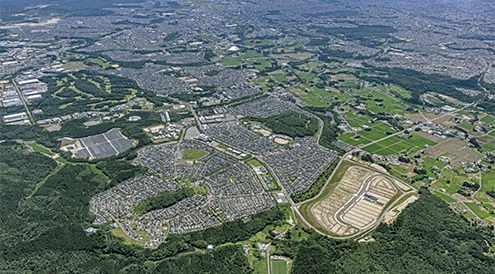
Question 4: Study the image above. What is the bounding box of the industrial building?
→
[3,112,28,123]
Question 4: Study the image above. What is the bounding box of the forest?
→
[0,0,148,22]
[155,245,252,274]
[361,67,490,111]
[309,25,397,40]
[133,187,195,216]
[248,111,319,138]
[96,159,147,185]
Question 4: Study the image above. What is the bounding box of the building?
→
[128,116,141,122]
[3,99,20,107]
[16,78,41,86]
[195,134,211,143]
[27,94,42,101]
[3,112,28,123]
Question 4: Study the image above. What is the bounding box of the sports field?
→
[271,260,288,274]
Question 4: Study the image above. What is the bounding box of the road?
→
[11,79,34,124]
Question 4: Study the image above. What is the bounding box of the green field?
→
[481,115,495,125]
[272,74,288,82]
[433,191,456,203]
[253,258,268,274]
[389,84,411,99]
[272,260,288,274]
[374,147,396,156]
[111,227,145,247]
[247,158,263,167]
[29,143,55,156]
[55,157,68,164]
[182,149,208,160]
[481,142,495,152]
[242,51,263,58]
[223,60,243,66]
[407,134,437,147]
[465,203,491,219]
[356,132,438,156]
[480,169,495,193]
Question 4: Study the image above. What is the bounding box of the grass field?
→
[247,158,263,167]
[481,142,495,152]
[481,115,495,125]
[389,84,411,99]
[480,169,495,193]
[55,157,68,164]
[433,191,457,203]
[272,260,288,274]
[272,74,288,82]
[359,133,434,156]
[253,259,268,274]
[465,203,491,219]
[182,149,208,160]
[111,227,145,247]
[29,143,55,156]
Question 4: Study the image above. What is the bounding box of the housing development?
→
[2,0,495,273]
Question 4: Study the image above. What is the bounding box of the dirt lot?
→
[330,73,357,81]
[254,129,271,137]
[413,131,482,166]
[274,138,289,144]
[414,131,445,143]
[405,113,426,123]
[328,87,341,94]
[427,138,481,166]
[452,193,470,202]
[289,88,307,96]
[431,115,452,124]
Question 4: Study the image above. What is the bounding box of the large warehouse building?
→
[3,112,28,123]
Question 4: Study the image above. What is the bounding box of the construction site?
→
[308,165,401,237]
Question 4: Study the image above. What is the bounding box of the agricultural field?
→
[465,203,492,221]
[433,191,457,203]
[480,114,495,125]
